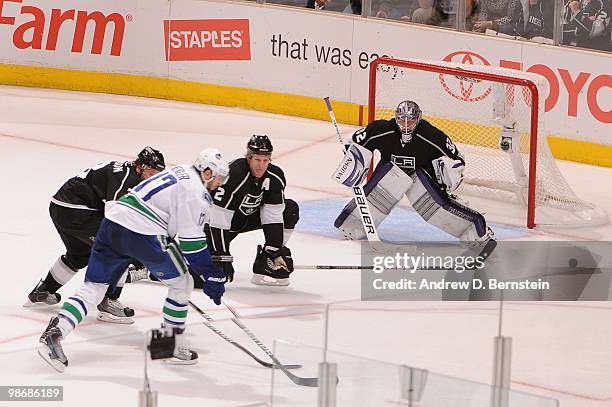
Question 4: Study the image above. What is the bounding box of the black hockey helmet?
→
[246,134,273,155]
[136,146,166,171]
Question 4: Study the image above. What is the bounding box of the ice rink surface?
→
[1,85,611,406]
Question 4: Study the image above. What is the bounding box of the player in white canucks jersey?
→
[25,147,166,324]
[37,148,230,372]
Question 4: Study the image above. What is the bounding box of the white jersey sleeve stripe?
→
[267,170,286,188]
[209,205,234,230]
[415,133,449,157]
[225,173,250,209]
[261,203,285,225]
[112,168,132,200]
[362,130,395,147]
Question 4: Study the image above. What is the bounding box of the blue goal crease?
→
[295,198,533,242]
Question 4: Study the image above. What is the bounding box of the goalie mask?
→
[395,100,422,143]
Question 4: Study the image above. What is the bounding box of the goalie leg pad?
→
[335,162,413,239]
[407,169,488,239]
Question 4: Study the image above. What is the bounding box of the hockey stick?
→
[223,301,320,387]
[294,264,374,270]
[188,301,302,370]
[293,264,480,271]
[324,97,381,242]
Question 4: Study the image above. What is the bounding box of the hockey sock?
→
[162,298,188,330]
[283,228,294,246]
[46,256,78,293]
[42,273,63,293]
[105,286,123,301]
[58,296,89,337]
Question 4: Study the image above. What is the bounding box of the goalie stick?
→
[324,97,381,242]
[188,301,302,370]
[223,301,320,387]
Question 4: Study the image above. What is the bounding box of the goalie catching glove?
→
[432,155,465,193]
[252,245,294,286]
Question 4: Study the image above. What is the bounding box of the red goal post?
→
[368,57,607,229]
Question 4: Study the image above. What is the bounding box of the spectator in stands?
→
[604,0,612,51]
[348,0,362,14]
[563,0,611,51]
[412,0,436,23]
[305,0,326,8]
[473,0,524,35]
[373,0,419,21]
[428,0,480,29]
[306,0,351,11]
[517,0,554,41]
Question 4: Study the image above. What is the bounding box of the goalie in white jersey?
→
[37,148,230,372]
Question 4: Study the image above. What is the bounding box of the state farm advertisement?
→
[163,19,250,61]
[0,0,169,74]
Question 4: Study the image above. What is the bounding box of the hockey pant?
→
[225,198,299,240]
[49,202,102,271]
[56,219,195,338]
[335,162,488,241]
[48,202,122,299]
[196,199,299,288]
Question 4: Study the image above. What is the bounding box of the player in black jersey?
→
[25,147,166,323]
[205,135,299,286]
[333,100,495,257]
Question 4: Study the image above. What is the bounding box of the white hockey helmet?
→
[395,100,422,136]
[194,148,230,183]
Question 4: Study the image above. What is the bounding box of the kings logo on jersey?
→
[391,154,415,170]
[239,192,264,216]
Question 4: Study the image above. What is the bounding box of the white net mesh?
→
[371,58,607,228]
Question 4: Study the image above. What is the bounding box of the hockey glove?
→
[212,254,235,283]
[201,269,226,306]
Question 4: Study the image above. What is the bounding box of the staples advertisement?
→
[164,19,251,61]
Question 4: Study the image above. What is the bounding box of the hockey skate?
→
[96,298,135,324]
[37,317,68,373]
[24,280,61,307]
[165,327,198,365]
[462,227,497,266]
[251,245,291,287]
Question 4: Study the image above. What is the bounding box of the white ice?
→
[1,85,611,407]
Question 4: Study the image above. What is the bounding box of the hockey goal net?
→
[369,57,607,229]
